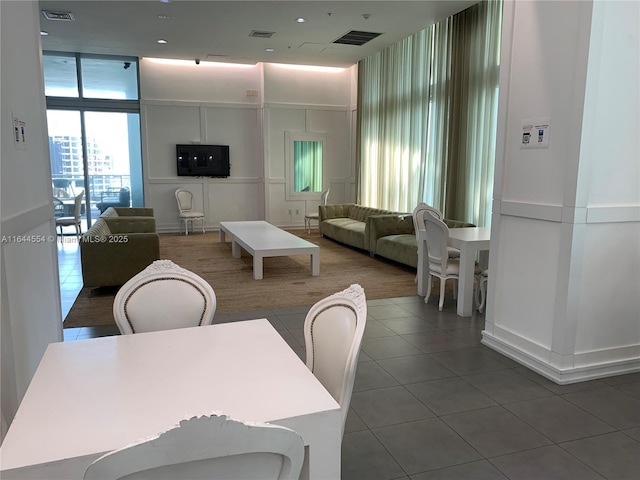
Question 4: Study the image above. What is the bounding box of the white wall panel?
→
[208,181,263,224]
[307,109,351,179]
[492,216,559,349]
[1,1,62,430]
[140,58,262,103]
[264,64,352,106]
[579,0,640,207]
[265,108,306,180]
[574,222,640,353]
[203,107,261,178]
[501,1,588,206]
[143,104,202,178]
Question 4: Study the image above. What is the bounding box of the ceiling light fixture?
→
[265,48,274,52]
[157,39,167,44]
[158,14,170,20]
[295,17,306,23]
[40,31,49,36]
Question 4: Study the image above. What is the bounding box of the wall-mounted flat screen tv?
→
[176,144,230,177]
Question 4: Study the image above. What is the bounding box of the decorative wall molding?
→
[1,204,53,237]
[263,102,349,111]
[147,177,263,185]
[482,330,640,384]
[493,200,640,224]
[141,99,260,110]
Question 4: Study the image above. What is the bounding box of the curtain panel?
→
[357,0,502,226]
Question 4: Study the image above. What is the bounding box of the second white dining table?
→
[418,227,490,317]
[0,319,341,480]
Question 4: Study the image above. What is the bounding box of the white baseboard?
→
[482,331,640,385]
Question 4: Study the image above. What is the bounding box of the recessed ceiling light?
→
[295,17,306,23]
[159,0,171,3]
[265,48,274,52]
[157,39,167,44]
[40,31,49,36]
[158,14,170,20]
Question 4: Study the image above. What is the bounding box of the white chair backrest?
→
[304,284,367,434]
[72,191,85,220]
[423,211,451,273]
[320,188,330,206]
[412,202,442,236]
[84,414,304,480]
[113,260,216,335]
[175,188,194,213]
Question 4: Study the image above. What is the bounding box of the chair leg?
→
[478,277,487,313]
[202,218,205,234]
[424,274,432,304]
[453,280,458,299]
[438,278,446,311]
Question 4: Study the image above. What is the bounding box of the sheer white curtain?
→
[358,29,432,213]
[445,0,502,226]
[357,0,502,226]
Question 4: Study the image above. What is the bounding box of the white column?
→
[483,0,640,384]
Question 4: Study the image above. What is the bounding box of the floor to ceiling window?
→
[43,52,143,228]
[357,0,502,227]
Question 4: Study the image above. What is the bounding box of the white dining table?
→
[0,320,341,480]
[418,227,490,317]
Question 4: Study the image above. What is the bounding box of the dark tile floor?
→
[59,248,640,479]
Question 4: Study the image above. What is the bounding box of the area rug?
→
[64,229,418,328]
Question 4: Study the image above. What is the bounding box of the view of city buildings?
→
[49,135,130,207]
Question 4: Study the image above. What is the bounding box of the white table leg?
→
[310,251,320,276]
[231,239,241,258]
[304,438,341,480]
[219,229,226,242]
[457,246,476,317]
[253,254,264,280]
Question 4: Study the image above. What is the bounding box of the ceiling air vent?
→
[249,30,275,39]
[333,30,382,46]
[42,10,75,21]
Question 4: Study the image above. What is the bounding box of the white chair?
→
[304,283,367,435]
[476,268,489,313]
[113,259,216,335]
[413,204,460,294]
[55,191,84,239]
[422,211,478,311]
[304,188,330,233]
[175,188,205,235]
[84,413,304,480]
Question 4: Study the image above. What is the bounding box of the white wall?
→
[140,59,357,232]
[484,0,640,383]
[1,0,62,440]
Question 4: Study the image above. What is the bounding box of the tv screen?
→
[176,144,230,177]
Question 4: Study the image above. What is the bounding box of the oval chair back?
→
[303,284,367,435]
[113,260,216,335]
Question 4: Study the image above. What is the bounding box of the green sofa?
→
[368,214,476,268]
[320,203,474,269]
[80,208,160,287]
[319,203,401,252]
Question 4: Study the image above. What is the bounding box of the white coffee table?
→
[219,221,320,280]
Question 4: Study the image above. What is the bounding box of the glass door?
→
[48,110,88,230]
[84,112,142,219]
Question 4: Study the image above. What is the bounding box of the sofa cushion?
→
[321,218,367,250]
[376,234,418,268]
[86,218,112,236]
[349,205,395,222]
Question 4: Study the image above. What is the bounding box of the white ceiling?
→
[38,1,477,68]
